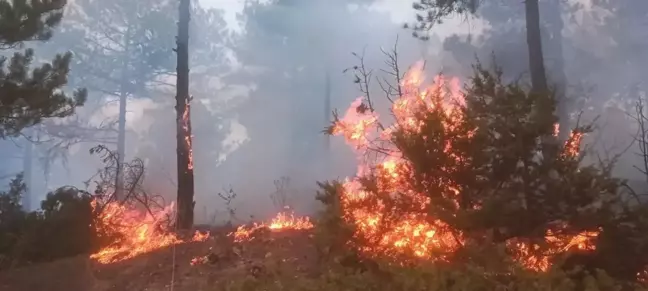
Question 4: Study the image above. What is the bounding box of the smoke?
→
[3,0,646,221]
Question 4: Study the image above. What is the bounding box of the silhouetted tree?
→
[0,174,27,259]
[50,0,177,199]
[0,0,86,138]
[411,0,552,126]
[0,174,98,268]
[175,0,194,230]
[128,5,234,213]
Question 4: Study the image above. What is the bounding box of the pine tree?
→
[0,0,86,138]
[322,58,648,281]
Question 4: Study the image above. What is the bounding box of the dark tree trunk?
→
[526,0,558,162]
[324,71,331,152]
[115,24,132,201]
[175,0,195,230]
[115,89,127,200]
[22,132,33,211]
[525,0,549,94]
[543,0,570,140]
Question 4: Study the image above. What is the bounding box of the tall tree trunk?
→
[115,24,132,201]
[526,0,558,163]
[543,0,569,140]
[21,133,33,211]
[115,89,127,200]
[175,0,195,230]
[525,0,549,94]
[323,71,331,178]
[42,155,51,194]
[324,71,331,152]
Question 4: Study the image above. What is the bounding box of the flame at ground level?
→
[228,211,314,243]
[90,200,209,264]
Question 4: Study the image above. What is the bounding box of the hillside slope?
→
[0,230,317,291]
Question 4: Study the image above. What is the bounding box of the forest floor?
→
[0,228,319,291]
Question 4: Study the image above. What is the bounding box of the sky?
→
[196,0,409,27]
[197,0,245,30]
[197,0,482,38]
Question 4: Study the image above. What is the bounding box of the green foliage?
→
[0,174,28,259]
[0,0,65,45]
[411,63,620,242]
[0,49,87,137]
[28,187,98,259]
[0,174,100,268]
[0,0,86,138]
[314,181,362,265]
[410,0,479,38]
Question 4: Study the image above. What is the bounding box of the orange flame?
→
[331,60,595,270]
[555,123,585,158]
[90,199,209,264]
[563,130,584,158]
[182,102,194,170]
[228,211,313,243]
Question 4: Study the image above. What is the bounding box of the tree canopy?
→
[0,0,86,138]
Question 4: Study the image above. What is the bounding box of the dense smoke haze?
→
[0,0,645,225]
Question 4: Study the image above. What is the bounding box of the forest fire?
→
[331,61,596,271]
[228,211,314,243]
[90,200,209,264]
[87,61,593,270]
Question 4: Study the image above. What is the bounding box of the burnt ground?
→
[0,228,319,291]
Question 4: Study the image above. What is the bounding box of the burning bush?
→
[86,145,209,264]
[319,59,648,283]
[0,145,210,268]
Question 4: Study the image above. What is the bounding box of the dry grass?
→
[0,255,96,291]
[0,228,318,291]
[2,227,645,291]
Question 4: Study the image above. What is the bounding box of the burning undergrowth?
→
[320,59,647,279]
[86,142,311,266]
[190,210,314,273]
[85,145,209,264]
[228,209,314,243]
[90,198,209,264]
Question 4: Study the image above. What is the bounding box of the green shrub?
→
[0,174,101,268]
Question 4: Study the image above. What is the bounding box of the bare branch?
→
[377,35,404,103]
[344,47,375,112]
